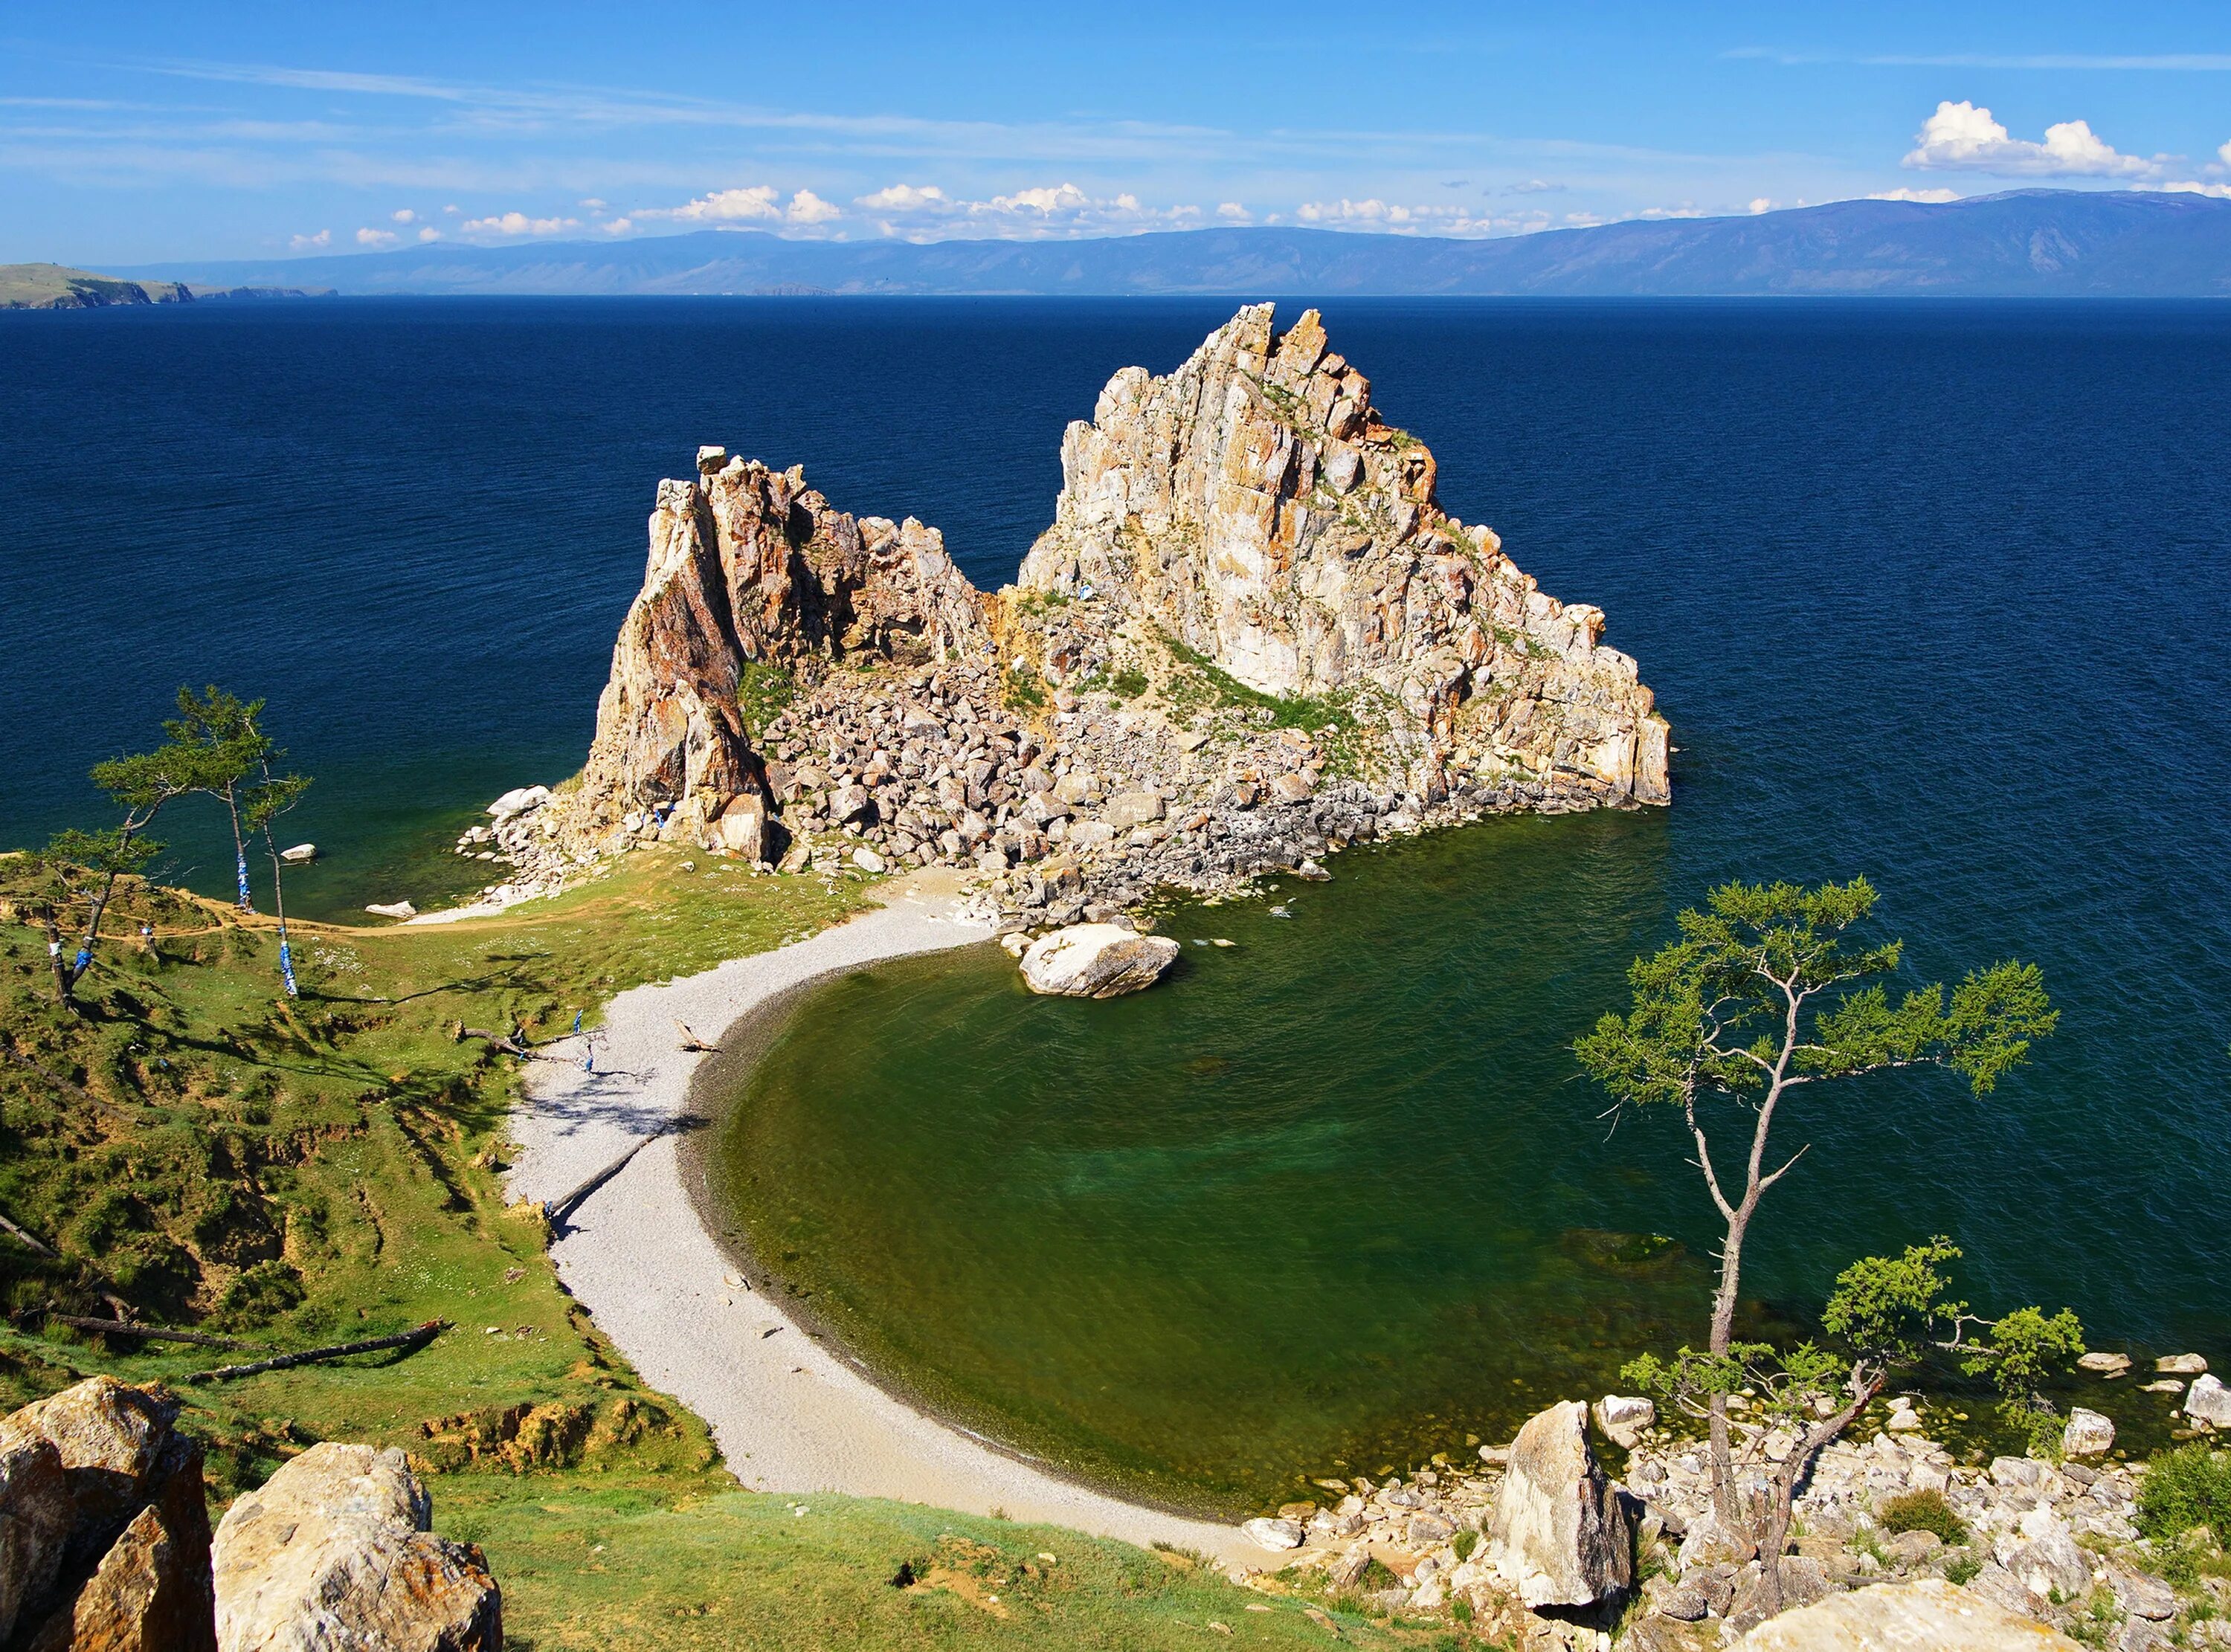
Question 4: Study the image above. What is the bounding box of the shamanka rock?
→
[1481,1399,1631,1607]
[1019,925,1180,998]
[1736,1578,2079,1650]
[213,1442,500,1652]
[543,305,1667,894]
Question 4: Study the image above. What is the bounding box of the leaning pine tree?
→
[1574,879,2059,1556]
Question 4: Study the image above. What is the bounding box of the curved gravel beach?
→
[506,871,1258,1566]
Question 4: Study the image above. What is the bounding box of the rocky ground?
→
[453,628,1631,932]
[1226,1368,2228,1652]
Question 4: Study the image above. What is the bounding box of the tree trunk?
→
[260,823,297,998]
[41,916,71,1007]
[224,785,254,913]
[1756,1383,1876,1616]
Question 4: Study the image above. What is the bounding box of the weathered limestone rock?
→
[1018,925,1180,998]
[1243,1517,1303,1551]
[0,1434,74,1641]
[213,1443,500,1652]
[2157,1354,2207,1375]
[1483,1400,1632,1607]
[2077,1352,2132,1377]
[1993,1507,2090,1603]
[1736,1578,2079,1650]
[2184,1373,2231,1427]
[27,1458,216,1652]
[1017,304,1668,801]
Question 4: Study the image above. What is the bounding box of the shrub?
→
[1943,1551,1983,1587]
[2137,1444,2231,1548]
[1879,1489,1970,1546]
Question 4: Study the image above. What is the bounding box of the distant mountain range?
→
[103,190,2231,300]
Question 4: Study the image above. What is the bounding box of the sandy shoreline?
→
[506,869,1261,1567]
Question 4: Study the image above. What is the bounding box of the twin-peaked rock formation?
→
[555,303,1667,868]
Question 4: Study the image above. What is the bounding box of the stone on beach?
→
[1242,1517,1303,1551]
[487,785,550,820]
[1018,925,1180,998]
[364,902,417,920]
[1482,1399,1631,1607]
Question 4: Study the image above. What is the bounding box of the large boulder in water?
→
[1018,925,1179,998]
[213,1442,499,1652]
[1737,1578,2078,1649]
[1482,1399,1632,1607]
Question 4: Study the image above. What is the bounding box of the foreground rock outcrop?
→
[0,1376,215,1651]
[213,1443,500,1652]
[509,306,1666,923]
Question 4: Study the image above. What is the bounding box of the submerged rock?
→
[1018,926,1180,998]
[2184,1373,2231,1427]
[2061,1407,2114,1456]
[1482,1399,1631,1607]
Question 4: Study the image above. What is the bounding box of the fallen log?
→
[4,1049,142,1123]
[675,1019,718,1053]
[45,1313,262,1350]
[182,1320,446,1384]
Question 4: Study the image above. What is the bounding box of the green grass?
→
[1877,1488,1970,1546]
[2138,1443,2231,1549]
[0,849,1410,1648]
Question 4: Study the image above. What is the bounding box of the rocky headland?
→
[473,303,1667,932]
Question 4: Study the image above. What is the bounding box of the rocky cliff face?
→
[538,305,1665,906]
[565,453,989,857]
[1018,303,1667,804]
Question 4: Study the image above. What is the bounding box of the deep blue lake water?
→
[7,297,2231,1503]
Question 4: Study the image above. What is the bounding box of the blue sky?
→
[5,1,2230,265]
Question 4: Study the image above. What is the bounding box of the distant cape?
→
[115,190,2231,299]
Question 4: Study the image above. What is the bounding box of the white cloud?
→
[2157,179,2231,199]
[602,216,634,233]
[442,204,459,215]
[288,228,329,250]
[785,188,840,224]
[390,207,416,223]
[854,183,946,210]
[1216,201,1249,221]
[579,196,606,210]
[1868,187,1962,203]
[355,226,399,247]
[1903,100,2168,178]
[417,226,440,242]
[646,184,781,222]
[1748,197,1774,214]
[1504,179,1566,195]
[459,210,579,236]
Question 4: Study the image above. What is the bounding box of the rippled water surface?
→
[10,298,2231,1511]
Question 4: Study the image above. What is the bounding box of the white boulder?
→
[2061,1407,2115,1456]
[487,785,550,820]
[364,901,417,920]
[2158,1353,2209,1375]
[1018,925,1180,998]
[2184,1372,2231,1427]
[1592,1394,1655,1448]
[277,843,317,864]
[1242,1517,1303,1551]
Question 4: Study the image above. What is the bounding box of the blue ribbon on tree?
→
[278,938,297,998]
[236,851,254,912]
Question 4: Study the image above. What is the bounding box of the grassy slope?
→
[0,263,162,309]
[0,851,1422,1651]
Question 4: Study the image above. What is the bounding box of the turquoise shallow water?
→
[9,297,2231,1511]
